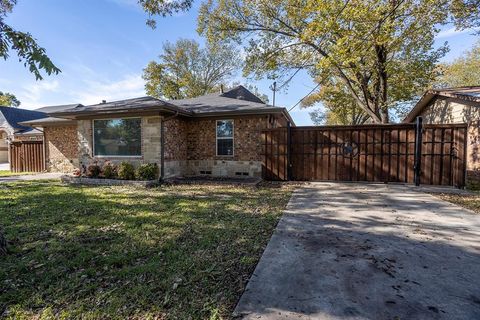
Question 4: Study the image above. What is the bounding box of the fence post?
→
[414,117,423,186]
[287,121,292,181]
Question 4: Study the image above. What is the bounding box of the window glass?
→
[93,118,141,156]
[216,120,233,156]
[216,120,233,137]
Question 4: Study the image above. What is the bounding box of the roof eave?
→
[191,107,295,124]
[403,91,436,123]
[50,105,193,119]
[18,119,77,127]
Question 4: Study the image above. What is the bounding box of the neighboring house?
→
[21,86,293,178]
[404,86,480,180]
[0,106,46,163]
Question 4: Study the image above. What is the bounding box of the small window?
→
[93,118,141,156]
[216,120,234,156]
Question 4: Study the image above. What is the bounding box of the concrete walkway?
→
[0,162,9,171]
[0,172,63,183]
[235,182,480,320]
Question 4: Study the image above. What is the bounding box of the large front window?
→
[216,120,234,156]
[93,118,141,156]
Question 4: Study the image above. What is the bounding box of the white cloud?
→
[13,72,145,110]
[436,27,480,39]
[20,80,60,107]
[73,74,146,105]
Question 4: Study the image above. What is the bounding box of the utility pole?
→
[270,81,277,107]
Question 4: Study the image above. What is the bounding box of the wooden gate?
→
[263,122,467,187]
[9,140,45,173]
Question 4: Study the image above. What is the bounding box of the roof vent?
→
[101,100,106,104]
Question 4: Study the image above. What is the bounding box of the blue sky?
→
[0,0,478,125]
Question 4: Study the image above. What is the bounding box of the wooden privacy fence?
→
[262,121,467,188]
[9,140,45,173]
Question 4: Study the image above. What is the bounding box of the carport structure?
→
[262,119,467,188]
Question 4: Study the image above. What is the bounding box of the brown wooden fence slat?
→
[9,141,44,173]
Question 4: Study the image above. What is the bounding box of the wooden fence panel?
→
[263,123,467,188]
[9,141,45,173]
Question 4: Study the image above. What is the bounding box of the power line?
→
[288,82,321,112]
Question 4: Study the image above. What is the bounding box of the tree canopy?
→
[450,0,480,34]
[434,41,480,88]
[139,0,195,28]
[0,91,20,107]
[197,0,451,123]
[0,0,60,80]
[305,85,369,125]
[142,39,239,99]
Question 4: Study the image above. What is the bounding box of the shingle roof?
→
[404,86,480,123]
[220,85,266,103]
[35,104,83,114]
[430,86,480,101]
[70,97,166,112]
[51,96,188,117]
[40,85,293,124]
[0,106,47,133]
[169,85,279,114]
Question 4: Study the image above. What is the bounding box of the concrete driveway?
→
[235,183,480,320]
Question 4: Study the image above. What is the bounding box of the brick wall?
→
[185,114,287,178]
[45,125,78,173]
[164,118,188,161]
[186,115,279,162]
[46,113,289,178]
[163,118,188,178]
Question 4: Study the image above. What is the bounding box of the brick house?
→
[404,86,480,183]
[21,86,293,178]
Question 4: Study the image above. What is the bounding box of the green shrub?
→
[117,162,136,180]
[102,162,117,179]
[86,164,101,178]
[136,163,159,181]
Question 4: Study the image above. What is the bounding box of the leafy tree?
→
[434,41,480,88]
[305,84,369,125]
[0,0,60,80]
[0,91,20,107]
[143,39,239,99]
[139,0,195,28]
[450,0,480,34]
[196,0,449,124]
[246,84,269,104]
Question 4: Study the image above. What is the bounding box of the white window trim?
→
[92,117,142,158]
[216,119,234,157]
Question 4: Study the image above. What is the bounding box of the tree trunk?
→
[376,44,389,124]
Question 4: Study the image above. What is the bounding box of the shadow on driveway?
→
[234,183,480,319]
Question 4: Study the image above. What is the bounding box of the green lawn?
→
[0,181,293,320]
[0,171,35,177]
